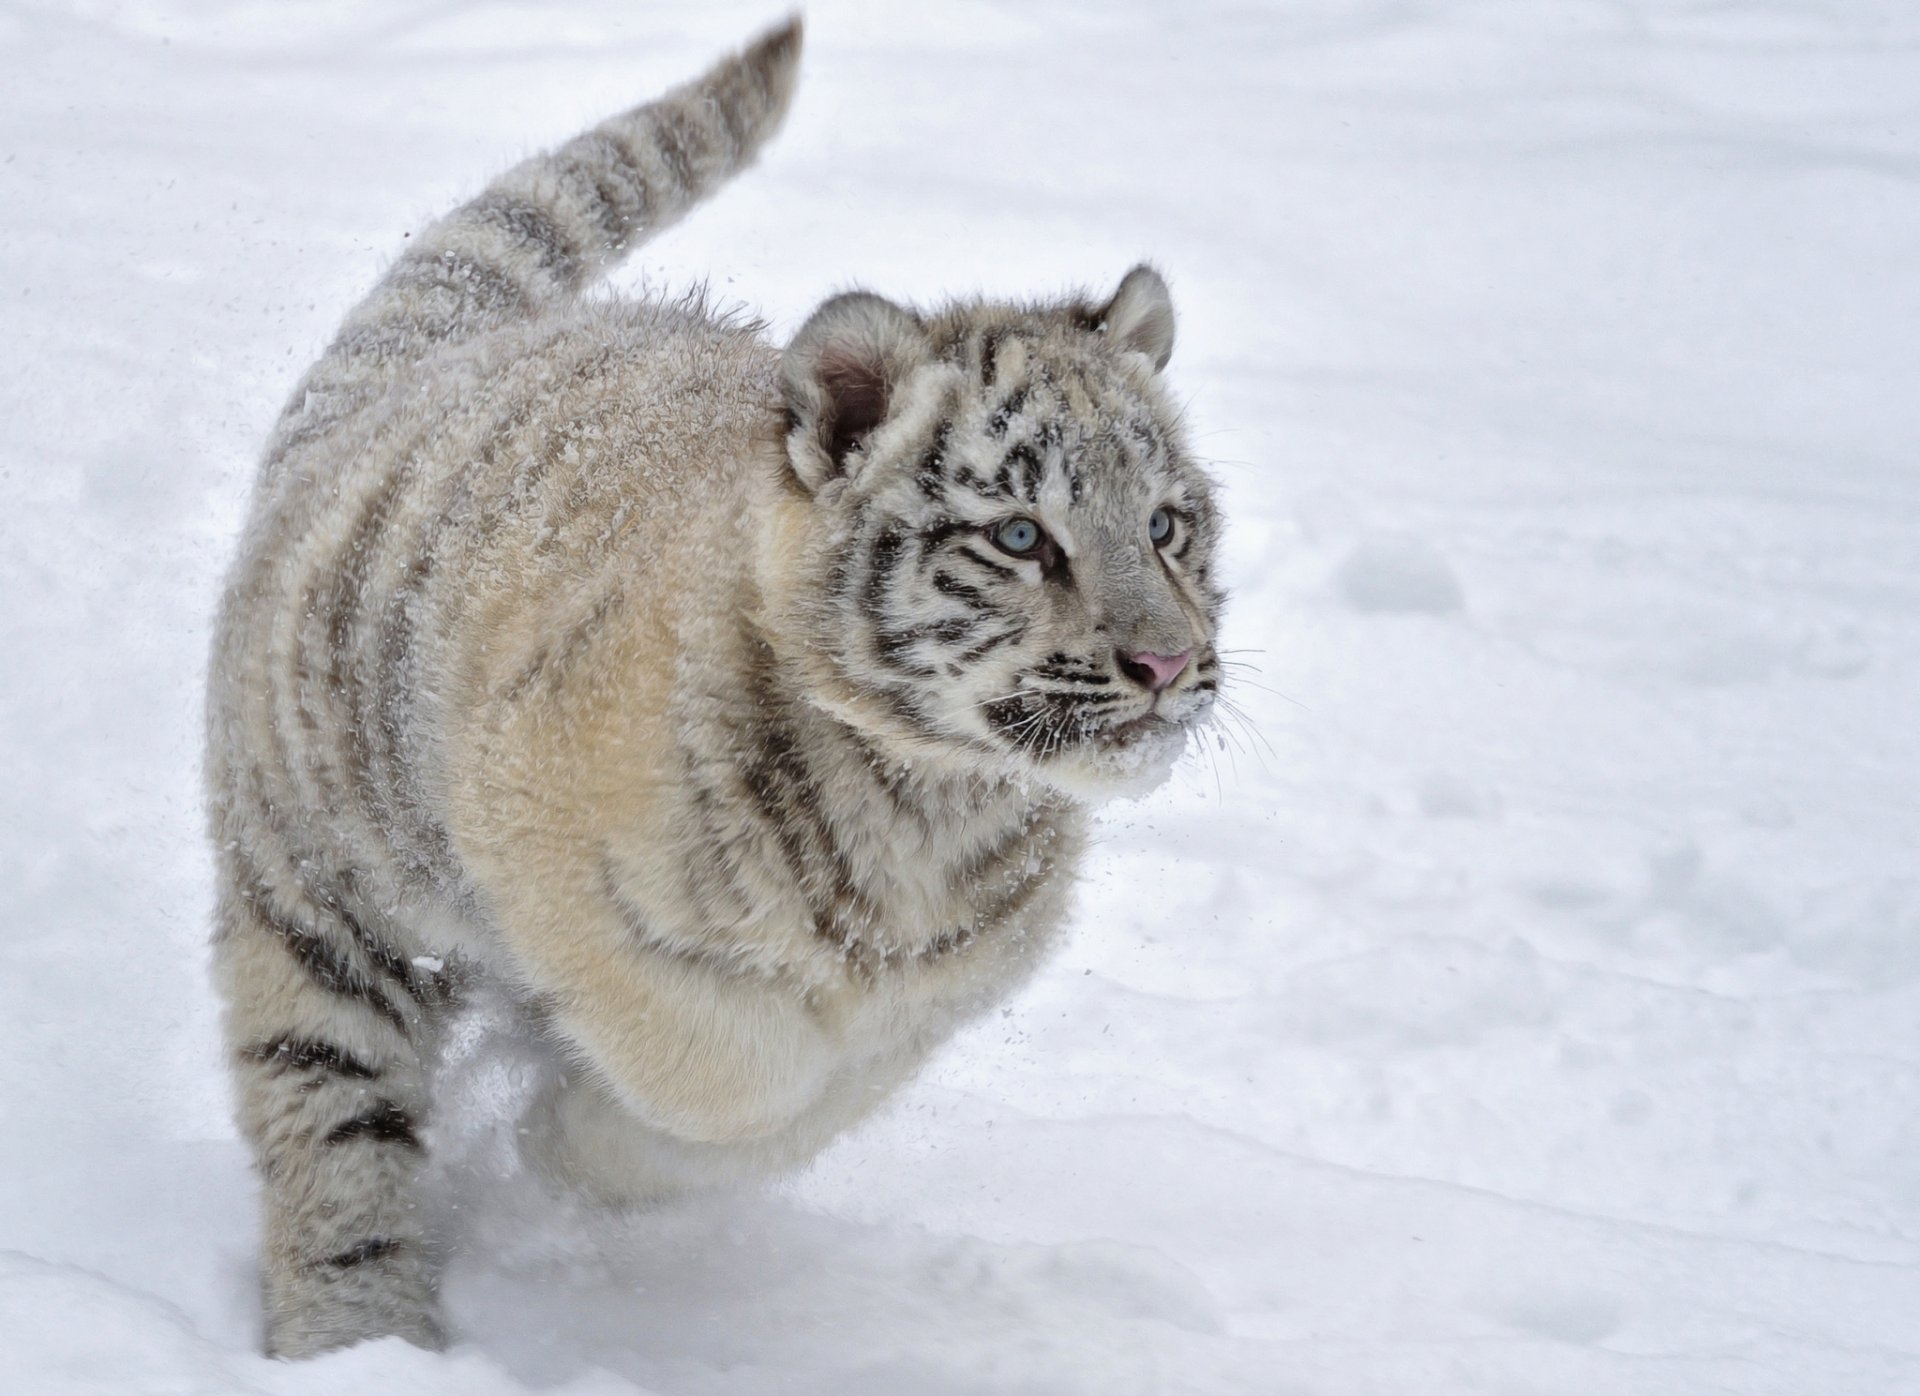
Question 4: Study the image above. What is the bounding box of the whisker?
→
[1198,699,1263,771]
[1214,696,1277,763]
[1202,712,1245,785]
[1191,725,1225,802]
[967,688,1035,713]
[1216,672,1306,710]
[1204,710,1250,761]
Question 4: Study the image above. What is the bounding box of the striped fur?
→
[207,18,1224,1359]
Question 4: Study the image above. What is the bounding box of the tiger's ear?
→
[783,291,933,491]
[1097,264,1176,372]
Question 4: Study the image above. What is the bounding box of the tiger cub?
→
[206,18,1225,1357]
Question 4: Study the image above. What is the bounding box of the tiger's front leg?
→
[478,852,841,1150]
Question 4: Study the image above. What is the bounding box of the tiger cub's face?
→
[779,267,1224,799]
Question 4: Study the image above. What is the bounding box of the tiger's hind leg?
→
[212,851,449,1357]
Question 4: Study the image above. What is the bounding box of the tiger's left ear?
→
[783,291,934,492]
[1097,264,1176,371]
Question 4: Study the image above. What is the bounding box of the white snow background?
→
[4,1,1918,1392]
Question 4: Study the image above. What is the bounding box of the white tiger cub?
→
[206,17,1225,1358]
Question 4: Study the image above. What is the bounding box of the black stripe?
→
[871,631,939,677]
[246,883,410,1037]
[650,105,698,191]
[928,617,981,642]
[845,730,928,825]
[917,923,976,960]
[738,747,810,881]
[677,778,758,923]
[861,526,909,619]
[323,1100,422,1150]
[877,618,980,669]
[736,658,889,958]
[1033,664,1110,685]
[1036,652,1106,673]
[992,459,1015,500]
[314,444,420,839]
[738,659,837,884]
[600,126,659,224]
[368,399,541,890]
[931,571,988,609]
[499,585,624,704]
[709,78,752,157]
[317,1237,403,1269]
[987,386,1028,438]
[1004,444,1042,505]
[826,542,857,603]
[555,145,632,245]
[384,249,528,318]
[952,462,989,493]
[918,518,973,551]
[371,556,427,797]
[372,560,464,890]
[330,318,433,364]
[957,624,1025,664]
[972,849,1054,930]
[469,190,582,284]
[876,684,947,742]
[585,177,630,253]
[318,880,438,1009]
[915,420,954,499]
[242,1036,379,1081]
[983,696,1031,735]
[954,545,1018,579]
[604,859,747,976]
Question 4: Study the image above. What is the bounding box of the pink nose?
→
[1118,648,1191,692]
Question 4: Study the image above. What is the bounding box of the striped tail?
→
[268,17,803,459]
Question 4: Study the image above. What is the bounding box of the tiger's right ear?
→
[782,291,933,492]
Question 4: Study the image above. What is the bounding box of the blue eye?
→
[992,517,1044,556]
[1149,507,1174,545]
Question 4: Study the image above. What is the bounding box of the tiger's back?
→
[210,296,778,923]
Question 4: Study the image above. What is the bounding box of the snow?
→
[4,0,1919,1391]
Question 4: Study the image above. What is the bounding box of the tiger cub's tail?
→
[269,17,803,458]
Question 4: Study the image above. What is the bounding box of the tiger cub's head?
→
[770,266,1224,800]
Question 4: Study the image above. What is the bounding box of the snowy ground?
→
[5,1,1920,1391]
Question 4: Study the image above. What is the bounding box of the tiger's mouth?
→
[973,683,1205,797]
[977,676,1212,773]
[1095,711,1178,749]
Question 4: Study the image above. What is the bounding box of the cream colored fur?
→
[206,18,1223,1359]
